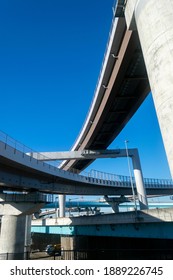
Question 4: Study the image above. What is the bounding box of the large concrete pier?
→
[125,0,173,178]
[0,192,47,259]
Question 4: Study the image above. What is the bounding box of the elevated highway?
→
[60,11,150,172]
[1,0,173,259]
[56,0,173,216]
[0,139,173,196]
[58,0,173,185]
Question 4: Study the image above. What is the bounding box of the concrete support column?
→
[0,215,26,260]
[125,0,173,178]
[60,235,89,260]
[108,203,119,213]
[25,215,32,256]
[61,236,75,260]
[104,196,120,212]
[59,194,66,217]
[0,192,46,260]
[132,150,148,209]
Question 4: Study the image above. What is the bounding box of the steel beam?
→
[29,148,148,210]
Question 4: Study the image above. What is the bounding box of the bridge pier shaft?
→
[125,0,173,178]
[0,215,28,260]
[0,193,45,259]
[59,194,66,217]
[131,150,148,209]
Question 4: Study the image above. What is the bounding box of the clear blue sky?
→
[0,0,171,181]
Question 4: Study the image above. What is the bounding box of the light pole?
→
[124,140,137,213]
[68,198,71,217]
[55,196,58,223]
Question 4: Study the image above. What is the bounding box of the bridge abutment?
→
[125,0,173,178]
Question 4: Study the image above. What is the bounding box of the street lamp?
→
[55,197,58,223]
[124,140,137,213]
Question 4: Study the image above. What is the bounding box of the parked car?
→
[45,244,61,256]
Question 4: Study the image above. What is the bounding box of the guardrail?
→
[88,169,173,189]
[0,130,85,174]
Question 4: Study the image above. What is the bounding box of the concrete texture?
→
[125,0,173,178]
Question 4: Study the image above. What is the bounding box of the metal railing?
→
[144,177,173,188]
[88,169,132,182]
[0,251,30,260]
[0,130,86,174]
[88,169,173,189]
[0,130,62,166]
[2,248,173,260]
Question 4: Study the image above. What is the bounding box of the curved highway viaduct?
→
[61,0,173,177]
[57,0,173,215]
[1,0,173,259]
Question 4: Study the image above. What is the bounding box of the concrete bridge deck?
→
[31,208,173,239]
[0,140,173,196]
[32,208,173,226]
